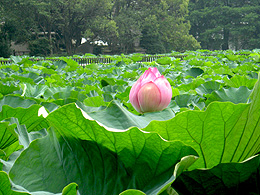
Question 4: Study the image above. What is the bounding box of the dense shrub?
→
[29,38,51,56]
[0,38,11,57]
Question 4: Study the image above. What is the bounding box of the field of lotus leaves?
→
[0,50,260,194]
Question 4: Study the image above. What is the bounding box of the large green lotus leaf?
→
[184,67,204,78]
[77,100,175,129]
[0,105,48,132]
[174,94,200,108]
[52,91,87,102]
[61,183,78,195]
[100,77,116,87]
[177,77,205,91]
[225,54,239,61]
[0,171,78,195]
[0,118,48,193]
[102,84,120,93]
[17,58,34,67]
[83,96,108,107]
[0,96,49,132]
[232,64,258,75]
[24,72,44,84]
[250,53,260,63]
[21,83,48,99]
[41,67,57,75]
[119,189,146,195]
[0,142,22,162]
[0,82,20,95]
[195,81,221,96]
[52,60,67,72]
[0,118,47,164]
[0,171,29,195]
[52,98,79,107]
[11,75,35,85]
[40,102,59,113]
[121,71,139,80]
[156,57,172,65]
[172,154,260,195]
[45,74,66,86]
[43,86,75,100]
[59,57,78,72]
[3,118,48,149]
[144,73,260,169]
[9,103,198,195]
[0,96,37,110]
[8,56,33,68]
[213,66,234,76]
[129,53,143,63]
[0,121,17,151]
[0,150,4,169]
[206,86,251,105]
[119,155,199,195]
[10,56,23,64]
[223,75,257,89]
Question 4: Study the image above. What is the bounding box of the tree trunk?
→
[48,27,53,55]
[64,30,73,55]
[66,39,72,55]
[222,27,229,50]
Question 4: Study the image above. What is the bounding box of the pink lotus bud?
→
[129,67,172,113]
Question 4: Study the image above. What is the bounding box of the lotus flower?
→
[129,67,172,113]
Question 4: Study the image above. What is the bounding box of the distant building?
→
[75,38,109,55]
[10,42,30,56]
[11,32,57,56]
[75,41,94,54]
[75,38,145,55]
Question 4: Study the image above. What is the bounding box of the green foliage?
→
[0,20,12,57]
[1,0,113,55]
[1,0,200,55]
[140,15,166,54]
[189,0,260,50]
[0,171,29,195]
[173,154,260,194]
[0,50,260,194]
[138,0,201,53]
[0,38,11,58]
[29,38,51,56]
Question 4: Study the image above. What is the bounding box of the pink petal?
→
[129,80,142,113]
[139,68,158,84]
[137,82,161,113]
[150,67,161,77]
[154,76,172,110]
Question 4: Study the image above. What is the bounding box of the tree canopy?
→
[0,0,201,56]
[3,0,260,56]
[188,0,260,50]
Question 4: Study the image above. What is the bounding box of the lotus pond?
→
[0,50,260,194]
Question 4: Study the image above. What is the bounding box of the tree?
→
[1,0,200,56]
[31,0,113,55]
[106,0,144,53]
[109,0,200,54]
[140,15,166,54]
[1,0,39,42]
[0,4,13,57]
[0,30,11,58]
[189,0,260,50]
[1,0,113,55]
[155,0,201,52]
[1,0,51,56]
